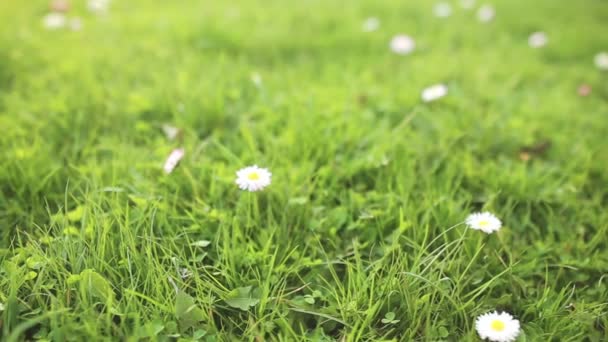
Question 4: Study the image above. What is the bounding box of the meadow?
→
[1,0,607,341]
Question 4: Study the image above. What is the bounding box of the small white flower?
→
[42,13,66,30]
[421,84,448,102]
[163,148,185,174]
[250,72,263,87]
[460,0,476,9]
[434,2,452,18]
[466,212,502,233]
[528,31,548,48]
[162,124,181,141]
[477,5,495,23]
[475,311,521,342]
[236,165,272,192]
[69,17,83,31]
[362,17,380,32]
[390,34,415,55]
[594,52,608,70]
[88,0,110,14]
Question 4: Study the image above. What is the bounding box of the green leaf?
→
[192,329,207,339]
[288,197,308,205]
[79,269,114,303]
[224,286,260,311]
[438,326,449,338]
[138,320,165,338]
[66,206,84,222]
[175,292,205,331]
[303,295,315,305]
[381,312,399,324]
[66,274,81,285]
[26,256,45,270]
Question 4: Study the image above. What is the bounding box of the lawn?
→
[1,0,607,341]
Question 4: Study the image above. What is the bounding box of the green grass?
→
[1,0,607,340]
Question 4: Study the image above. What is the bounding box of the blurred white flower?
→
[466,212,502,234]
[528,31,548,48]
[69,17,83,31]
[594,52,608,70]
[163,148,185,174]
[236,165,272,192]
[390,35,415,55]
[362,17,380,32]
[162,124,181,141]
[475,311,521,342]
[477,5,495,23]
[434,2,452,18]
[251,72,263,87]
[421,84,448,102]
[88,0,110,14]
[42,13,66,30]
[460,0,476,9]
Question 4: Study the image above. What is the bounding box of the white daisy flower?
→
[362,17,380,32]
[465,211,502,233]
[477,5,495,23]
[594,52,608,70]
[475,311,521,342]
[69,17,83,31]
[236,165,272,192]
[390,34,415,55]
[460,0,476,9]
[88,0,110,14]
[434,2,452,18]
[162,124,181,141]
[250,72,263,87]
[163,148,185,174]
[42,13,66,30]
[528,31,548,48]
[421,84,448,102]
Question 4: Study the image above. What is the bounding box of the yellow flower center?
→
[478,220,489,227]
[247,172,260,181]
[490,319,505,332]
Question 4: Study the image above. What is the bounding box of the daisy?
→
[69,17,83,31]
[88,0,110,14]
[42,13,66,30]
[362,17,380,32]
[390,34,415,55]
[421,84,448,102]
[162,124,180,141]
[477,5,495,23]
[475,311,521,342]
[433,2,452,18]
[594,52,608,70]
[235,165,272,192]
[250,72,263,87]
[528,31,548,48]
[163,148,185,174]
[465,212,502,233]
[460,0,476,9]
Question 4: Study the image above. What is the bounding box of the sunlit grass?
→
[1,0,607,340]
